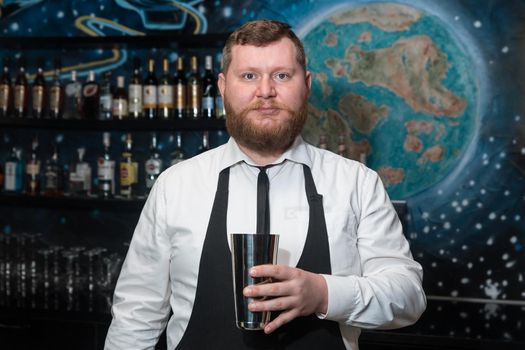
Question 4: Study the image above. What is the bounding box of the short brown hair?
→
[221,19,306,74]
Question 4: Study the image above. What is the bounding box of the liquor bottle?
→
[81,71,100,119]
[112,76,128,119]
[99,71,113,120]
[197,131,211,154]
[97,132,115,198]
[119,133,138,198]
[32,65,47,119]
[25,137,41,195]
[4,147,23,193]
[69,147,92,196]
[0,61,12,118]
[201,55,216,119]
[169,132,186,166]
[48,61,64,119]
[43,143,64,196]
[145,133,163,193]
[128,58,143,119]
[318,134,328,150]
[13,61,28,118]
[143,59,157,119]
[173,57,187,119]
[158,58,174,119]
[337,134,347,157]
[63,70,82,119]
[187,56,202,119]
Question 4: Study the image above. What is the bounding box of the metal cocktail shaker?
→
[230,233,279,330]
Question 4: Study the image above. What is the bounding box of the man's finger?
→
[264,309,299,334]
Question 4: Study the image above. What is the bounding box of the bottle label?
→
[175,84,186,110]
[44,168,58,190]
[70,163,92,191]
[82,83,99,98]
[0,85,9,110]
[158,85,174,108]
[14,85,26,111]
[112,98,128,118]
[5,161,22,191]
[100,94,112,111]
[145,159,162,176]
[97,159,115,180]
[143,85,157,108]
[189,83,201,109]
[32,86,44,111]
[202,96,214,111]
[65,82,81,98]
[120,162,138,186]
[49,86,61,112]
[128,84,143,114]
[26,162,40,176]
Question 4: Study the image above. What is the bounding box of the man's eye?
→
[242,73,255,80]
[275,73,290,81]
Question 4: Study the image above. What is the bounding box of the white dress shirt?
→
[105,136,426,350]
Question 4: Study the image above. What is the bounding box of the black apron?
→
[174,164,346,349]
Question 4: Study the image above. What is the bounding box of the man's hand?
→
[243,264,328,334]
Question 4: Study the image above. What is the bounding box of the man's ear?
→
[305,71,312,96]
[218,72,226,97]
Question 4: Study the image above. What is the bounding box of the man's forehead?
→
[229,38,298,65]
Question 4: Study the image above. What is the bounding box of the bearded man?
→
[105,19,426,350]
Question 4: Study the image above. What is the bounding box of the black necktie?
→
[256,166,270,235]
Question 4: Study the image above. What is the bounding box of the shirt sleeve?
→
[321,168,426,329]
[104,173,171,350]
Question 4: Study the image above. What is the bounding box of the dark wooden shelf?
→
[0,33,230,49]
[0,117,226,131]
[0,193,146,211]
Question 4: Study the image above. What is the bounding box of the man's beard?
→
[224,98,308,155]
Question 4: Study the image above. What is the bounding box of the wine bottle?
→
[128,58,143,119]
[143,59,158,119]
[48,61,64,119]
[119,133,138,198]
[81,71,100,119]
[99,71,113,120]
[158,58,174,119]
[187,56,202,119]
[14,60,28,118]
[25,136,41,195]
[0,60,12,118]
[44,143,64,196]
[201,55,216,119]
[112,76,128,119]
[145,133,163,193]
[173,57,187,119]
[97,132,115,198]
[32,63,47,119]
[63,70,82,119]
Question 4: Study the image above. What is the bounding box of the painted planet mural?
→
[300,3,479,199]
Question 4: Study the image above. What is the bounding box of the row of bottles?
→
[0,131,212,199]
[0,55,226,120]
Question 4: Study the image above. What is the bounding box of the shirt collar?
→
[219,136,313,171]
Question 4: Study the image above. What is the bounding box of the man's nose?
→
[256,75,276,98]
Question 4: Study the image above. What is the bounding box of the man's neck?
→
[237,143,284,166]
